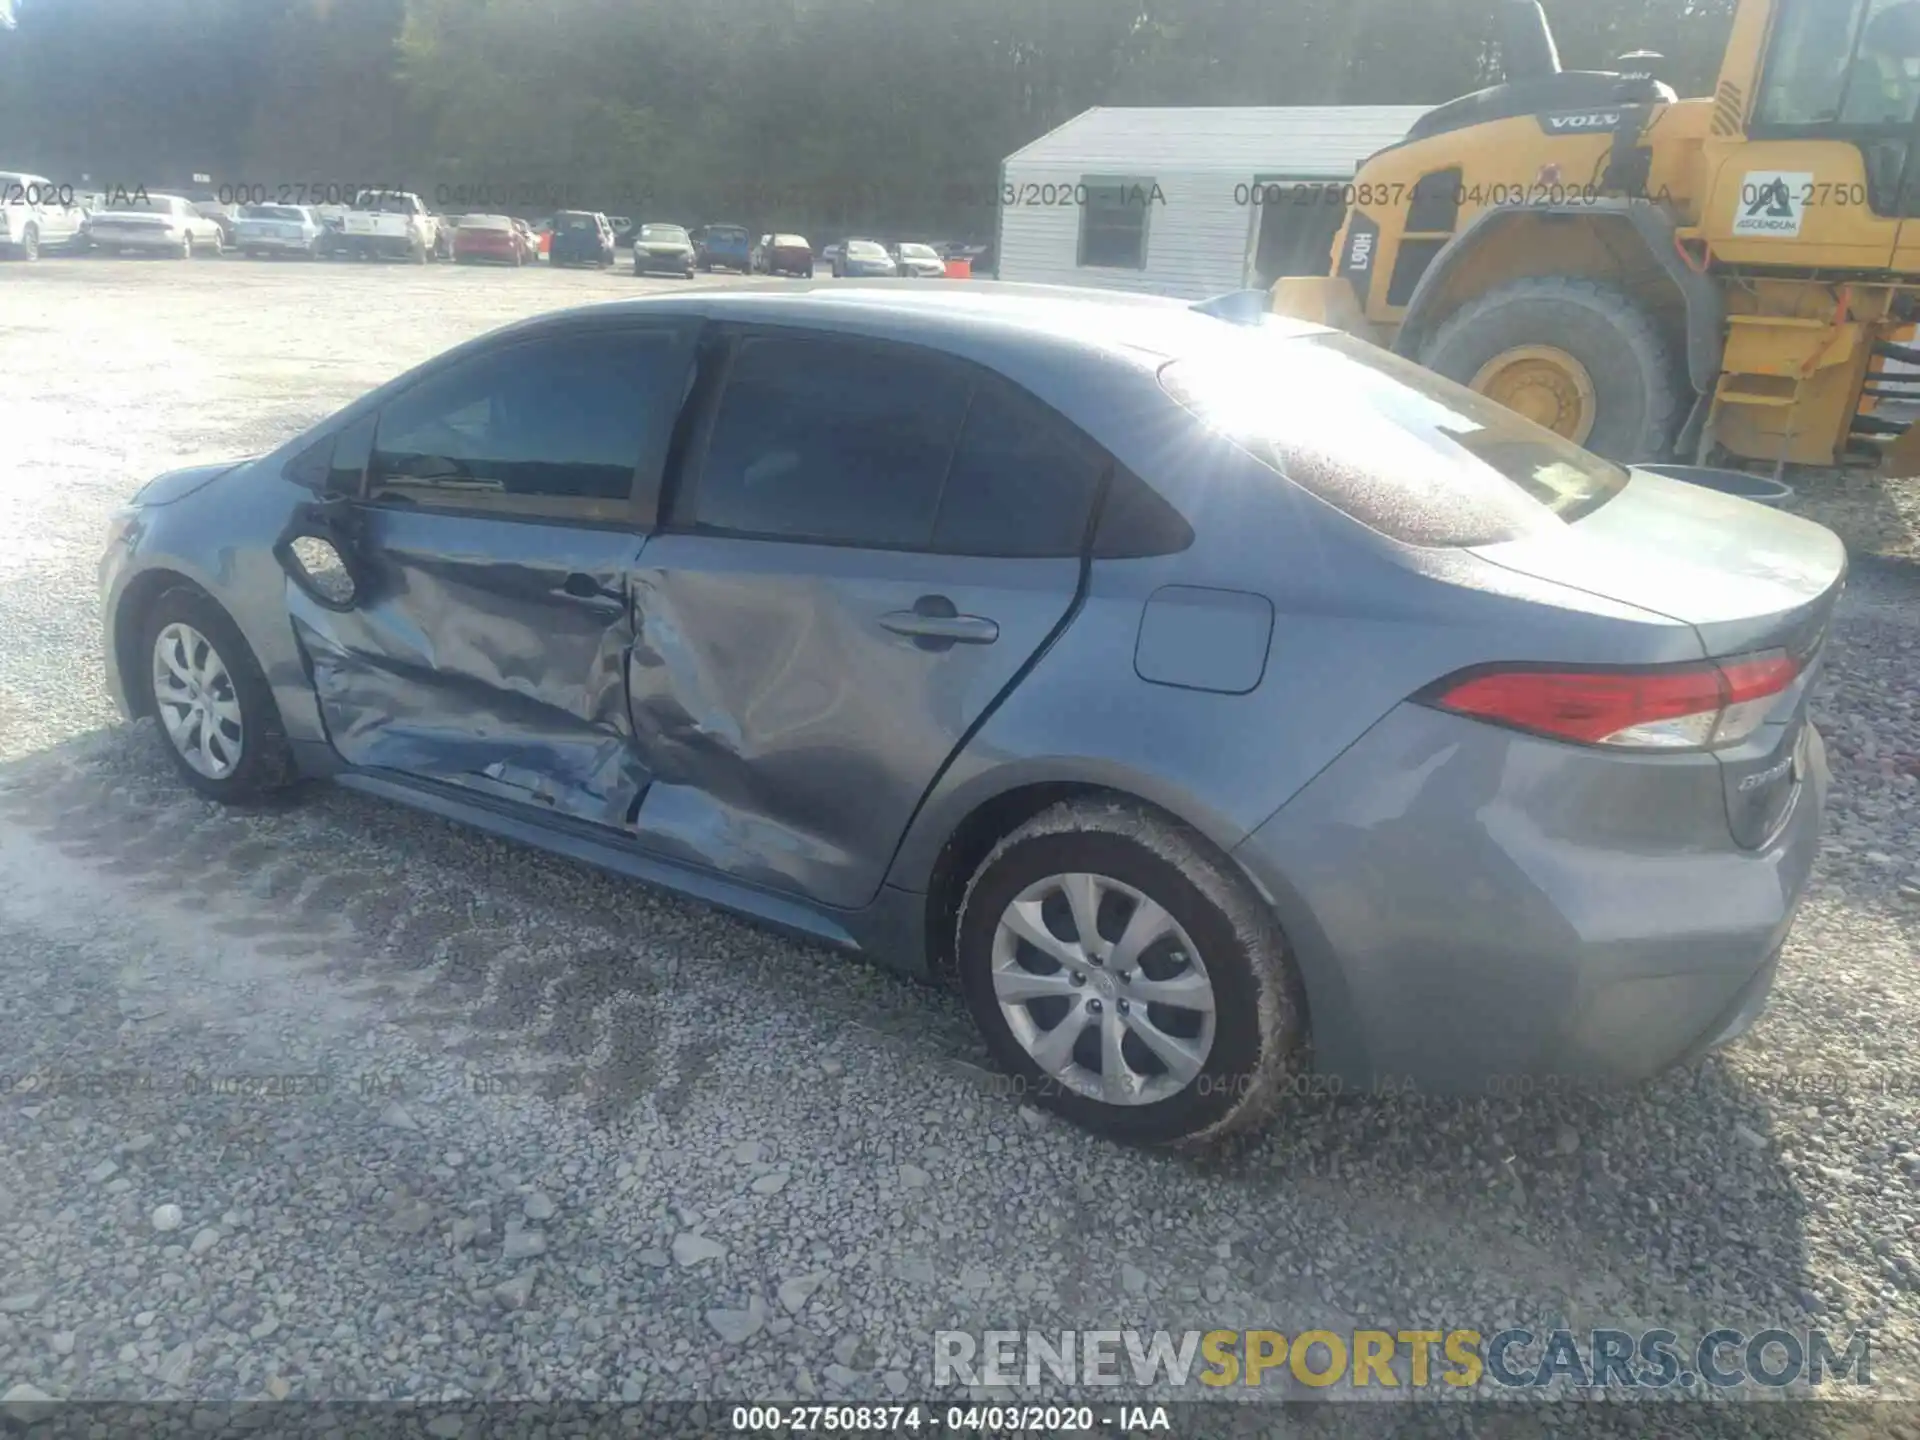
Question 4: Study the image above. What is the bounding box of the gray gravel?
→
[0,260,1918,1437]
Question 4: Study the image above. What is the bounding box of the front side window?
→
[683,335,973,547]
[1756,0,1920,127]
[1078,175,1156,270]
[372,328,684,516]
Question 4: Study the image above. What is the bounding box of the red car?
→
[753,232,815,278]
[452,214,535,266]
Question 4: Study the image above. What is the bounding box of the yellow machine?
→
[1273,0,1920,474]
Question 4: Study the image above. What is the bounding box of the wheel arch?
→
[112,566,214,719]
[1393,202,1723,397]
[904,766,1270,991]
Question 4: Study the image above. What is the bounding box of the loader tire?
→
[1420,277,1684,463]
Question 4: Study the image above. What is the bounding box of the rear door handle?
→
[880,596,999,648]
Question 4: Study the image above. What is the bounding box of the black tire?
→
[1419,276,1684,463]
[177,233,193,260]
[137,587,297,805]
[955,799,1303,1147]
[17,225,39,262]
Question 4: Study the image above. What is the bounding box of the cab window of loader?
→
[1757,0,1920,128]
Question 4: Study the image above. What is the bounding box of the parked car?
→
[181,188,239,245]
[452,213,536,266]
[752,232,814,278]
[818,239,846,271]
[632,223,696,278]
[98,286,1841,1146]
[87,193,226,258]
[693,223,752,273]
[0,170,87,259]
[892,241,947,279]
[609,216,635,248]
[513,218,541,260]
[338,190,439,263]
[833,238,896,278]
[233,203,326,260]
[549,210,617,268]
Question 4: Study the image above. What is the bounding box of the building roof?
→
[1005,105,1431,176]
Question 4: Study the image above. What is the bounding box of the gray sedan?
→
[98,286,1839,1146]
[632,223,696,278]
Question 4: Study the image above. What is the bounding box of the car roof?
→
[502,283,1326,369]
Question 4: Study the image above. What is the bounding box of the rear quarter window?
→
[1159,328,1629,547]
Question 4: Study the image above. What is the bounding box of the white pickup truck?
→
[0,170,87,261]
[337,190,441,262]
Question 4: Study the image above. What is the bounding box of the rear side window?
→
[372,328,683,515]
[931,377,1105,557]
[685,335,973,547]
[1159,327,1629,546]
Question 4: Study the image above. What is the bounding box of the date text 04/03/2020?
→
[730,1405,1170,1432]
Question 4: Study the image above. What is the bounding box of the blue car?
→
[694,223,751,273]
[99,286,1842,1146]
[548,210,616,268]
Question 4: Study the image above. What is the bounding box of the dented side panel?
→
[624,534,1082,910]
[293,507,650,829]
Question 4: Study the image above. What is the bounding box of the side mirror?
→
[274,501,368,611]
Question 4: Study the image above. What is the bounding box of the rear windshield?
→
[559,212,596,230]
[240,204,305,221]
[708,226,748,240]
[641,225,687,241]
[1159,327,1629,546]
[459,214,511,230]
[773,233,808,247]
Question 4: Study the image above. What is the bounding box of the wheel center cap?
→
[1092,969,1118,999]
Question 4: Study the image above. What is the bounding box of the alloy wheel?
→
[151,622,245,779]
[990,871,1216,1106]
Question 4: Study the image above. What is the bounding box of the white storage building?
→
[995,105,1429,300]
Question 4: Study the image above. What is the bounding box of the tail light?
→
[1426,650,1800,750]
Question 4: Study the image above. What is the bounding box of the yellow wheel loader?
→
[1272,0,1920,476]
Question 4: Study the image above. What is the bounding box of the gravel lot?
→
[1,258,1918,1437]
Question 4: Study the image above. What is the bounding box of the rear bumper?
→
[90,229,183,251]
[237,234,317,253]
[1234,704,1828,1096]
[635,252,694,272]
[340,233,418,256]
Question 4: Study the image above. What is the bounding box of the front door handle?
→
[879,596,999,649]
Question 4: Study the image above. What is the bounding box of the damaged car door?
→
[287,319,698,828]
[624,329,1106,909]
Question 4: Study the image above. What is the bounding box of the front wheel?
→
[13,225,40,261]
[956,800,1304,1147]
[177,233,193,260]
[140,588,297,804]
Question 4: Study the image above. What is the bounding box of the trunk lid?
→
[1470,467,1846,848]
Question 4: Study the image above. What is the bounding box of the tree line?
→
[0,0,1736,241]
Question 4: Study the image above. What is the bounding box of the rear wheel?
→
[1420,276,1683,463]
[139,588,297,805]
[956,800,1304,1147]
[177,233,193,260]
